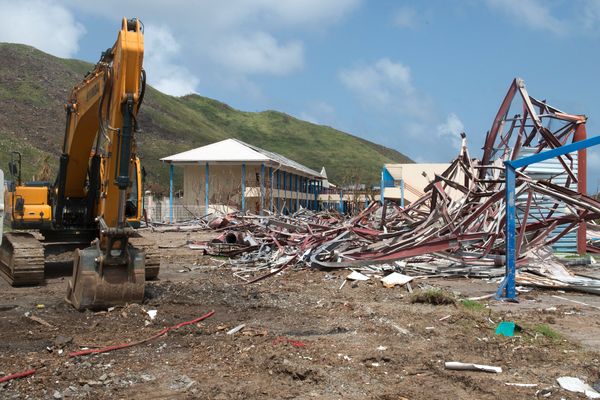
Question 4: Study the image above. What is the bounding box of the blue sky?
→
[1,0,600,190]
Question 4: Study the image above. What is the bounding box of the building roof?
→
[161,138,323,179]
[384,163,450,181]
[320,166,336,188]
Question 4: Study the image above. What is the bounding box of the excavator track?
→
[130,233,160,280]
[0,232,45,286]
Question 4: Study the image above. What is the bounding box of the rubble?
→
[166,78,600,296]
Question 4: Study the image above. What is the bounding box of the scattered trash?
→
[505,383,538,388]
[346,271,369,281]
[444,361,502,373]
[226,324,246,335]
[495,321,521,337]
[556,376,600,399]
[27,314,53,328]
[146,310,158,320]
[381,272,413,288]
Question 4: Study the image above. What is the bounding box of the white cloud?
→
[339,58,433,121]
[486,0,565,34]
[212,32,304,76]
[339,58,467,161]
[393,6,418,29]
[69,0,360,82]
[436,113,465,149]
[144,25,199,96]
[0,0,85,57]
[580,0,600,32]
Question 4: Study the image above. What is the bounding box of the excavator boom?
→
[66,18,146,310]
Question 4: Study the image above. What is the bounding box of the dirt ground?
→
[1,231,600,399]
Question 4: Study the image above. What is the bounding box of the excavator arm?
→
[55,18,145,230]
[65,18,147,310]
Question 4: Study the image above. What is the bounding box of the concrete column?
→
[269,166,274,213]
[241,162,246,212]
[276,169,281,214]
[260,163,265,215]
[204,162,209,214]
[282,170,287,214]
[305,177,309,208]
[295,174,299,212]
[169,163,174,223]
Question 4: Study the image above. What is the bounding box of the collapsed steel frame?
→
[184,78,600,294]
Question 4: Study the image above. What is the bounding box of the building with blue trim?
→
[161,139,324,220]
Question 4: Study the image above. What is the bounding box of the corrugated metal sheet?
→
[517,147,579,253]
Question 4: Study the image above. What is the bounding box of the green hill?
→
[0,43,412,191]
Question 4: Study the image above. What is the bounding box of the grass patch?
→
[459,299,485,311]
[534,324,561,340]
[411,288,456,305]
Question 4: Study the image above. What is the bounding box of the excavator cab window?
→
[9,151,22,185]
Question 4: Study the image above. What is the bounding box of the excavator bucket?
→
[66,242,145,310]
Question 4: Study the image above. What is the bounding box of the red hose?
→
[69,310,215,358]
[0,368,36,383]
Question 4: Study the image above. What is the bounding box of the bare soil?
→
[1,231,600,399]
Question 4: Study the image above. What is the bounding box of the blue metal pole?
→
[400,178,405,208]
[282,170,287,214]
[304,177,308,208]
[205,162,209,214]
[260,163,265,215]
[169,163,174,223]
[495,134,600,300]
[314,180,318,210]
[496,163,517,300]
[276,169,281,214]
[339,189,344,214]
[295,174,299,212]
[241,163,246,212]
[269,166,274,213]
[510,134,600,169]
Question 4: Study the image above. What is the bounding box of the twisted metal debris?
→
[177,79,600,292]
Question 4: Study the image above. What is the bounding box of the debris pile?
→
[170,79,600,292]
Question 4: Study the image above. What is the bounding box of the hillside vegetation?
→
[0,43,412,190]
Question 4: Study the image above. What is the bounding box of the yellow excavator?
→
[0,18,158,310]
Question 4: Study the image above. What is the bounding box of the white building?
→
[161,139,324,220]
